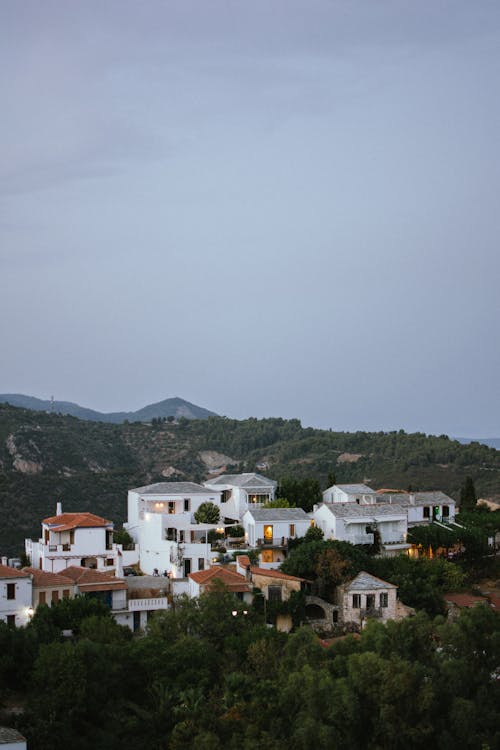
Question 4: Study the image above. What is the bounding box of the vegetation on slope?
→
[0,405,499,555]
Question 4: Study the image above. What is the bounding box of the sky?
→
[1,1,499,437]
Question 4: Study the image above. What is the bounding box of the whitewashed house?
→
[204,473,277,520]
[0,563,32,628]
[25,504,119,573]
[375,491,456,526]
[125,482,225,577]
[313,502,410,555]
[0,727,27,749]
[322,484,378,505]
[242,508,311,567]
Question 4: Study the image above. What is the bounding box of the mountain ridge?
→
[0,394,217,423]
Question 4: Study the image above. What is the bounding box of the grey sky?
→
[1,1,499,436]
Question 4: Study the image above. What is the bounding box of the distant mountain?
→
[0,394,218,423]
[454,436,500,451]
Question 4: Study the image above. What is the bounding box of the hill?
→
[0,394,217,422]
[0,404,499,556]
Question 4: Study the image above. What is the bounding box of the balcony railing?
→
[256,537,289,548]
[128,597,169,612]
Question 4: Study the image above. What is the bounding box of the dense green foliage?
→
[194,502,221,524]
[1,592,499,749]
[1,404,499,555]
[281,539,467,615]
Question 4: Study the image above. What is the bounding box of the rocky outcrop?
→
[6,433,43,474]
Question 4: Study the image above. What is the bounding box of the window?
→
[52,590,59,604]
[268,585,282,603]
[7,615,15,628]
[63,589,70,599]
[442,505,449,517]
[106,558,114,566]
[168,501,175,514]
[261,549,273,563]
[289,524,296,537]
[7,583,15,600]
[352,594,361,608]
[380,592,388,608]
[198,558,205,571]
[39,591,46,605]
[423,506,430,519]
[70,530,75,544]
[184,499,190,512]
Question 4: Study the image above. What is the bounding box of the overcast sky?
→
[1,1,499,437]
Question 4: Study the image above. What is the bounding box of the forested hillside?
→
[0,405,499,556]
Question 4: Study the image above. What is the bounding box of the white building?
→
[0,727,27,749]
[242,508,312,567]
[0,563,32,628]
[376,491,456,526]
[321,485,456,528]
[204,473,277,520]
[125,482,225,577]
[322,484,378,505]
[313,502,410,555]
[25,504,118,573]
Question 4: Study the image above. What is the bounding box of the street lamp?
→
[232,609,248,617]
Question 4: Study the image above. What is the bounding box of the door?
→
[183,558,191,577]
[264,525,273,544]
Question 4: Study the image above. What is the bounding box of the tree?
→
[460,476,477,511]
[315,548,349,599]
[194,502,220,525]
[304,525,324,542]
[327,471,337,488]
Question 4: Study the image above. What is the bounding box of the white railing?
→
[128,598,169,612]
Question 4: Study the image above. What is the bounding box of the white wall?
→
[0,575,32,627]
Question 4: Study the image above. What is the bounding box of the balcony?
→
[128,597,169,612]
[350,534,374,546]
[256,537,289,548]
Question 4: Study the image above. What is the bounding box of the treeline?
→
[1,591,499,749]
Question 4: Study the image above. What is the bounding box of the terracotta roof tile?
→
[0,564,30,579]
[189,566,250,592]
[445,593,489,608]
[42,512,112,530]
[250,567,306,582]
[62,566,127,591]
[22,567,74,587]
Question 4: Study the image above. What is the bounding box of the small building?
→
[0,564,32,628]
[188,566,252,603]
[337,571,399,627]
[0,727,27,749]
[22,567,75,607]
[322,484,378,505]
[313,502,410,555]
[242,508,312,567]
[204,473,277,520]
[25,504,116,573]
[376,490,456,526]
[62,566,128,611]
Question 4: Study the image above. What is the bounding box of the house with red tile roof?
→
[188,566,252,602]
[22,567,75,607]
[0,564,32,628]
[25,502,119,574]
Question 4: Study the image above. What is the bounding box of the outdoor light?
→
[232,610,238,616]
[27,607,34,618]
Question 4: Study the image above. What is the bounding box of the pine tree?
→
[460,476,477,511]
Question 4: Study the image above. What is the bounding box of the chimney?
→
[56,501,62,516]
[410,494,416,505]
[1,556,8,566]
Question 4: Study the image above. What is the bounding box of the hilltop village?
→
[2,473,498,634]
